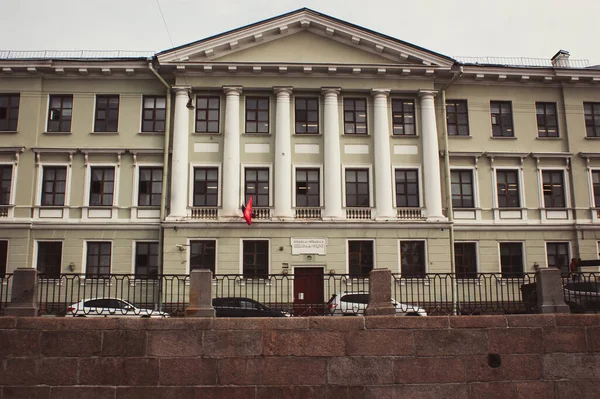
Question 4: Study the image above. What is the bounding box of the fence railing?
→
[562,272,600,314]
[0,274,13,316]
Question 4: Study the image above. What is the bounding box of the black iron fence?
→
[562,272,600,313]
[0,274,12,316]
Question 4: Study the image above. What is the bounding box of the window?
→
[138,167,162,206]
[242,240,268,278]
[135,242,158,278]
[141,96,166,132]
[500,243,523,277]
[36,242,62,278]
[94,95,119,132]
[392,99,415,136]
[395,169,419,207]
[245,97,269,133]
[244,168,269,207]
[584,102,600,137]
[0,165,12,205]
[547,242,569,275]
[193,167,218,207]
[0,241,7,276]
[345,169,370,207]
[454,242,477,279]
[400,241,426,278]
[195,96,220,133]
[89,167,115,207]
[496,170,520,208]
[446,100,469,136]
[542,170,565,208]
[451,170,474,208]
[47,95,73,132]
[190,240,216,273]
[41,166,67,206]
[295,168,320,207]
[86,242,111,278]
[348,240,374,277]
[536,102,558,137]
[343,98,367,134]
[295,98,319,134]
[490,101,514,137]
[0,94,19,131]
[593,171,600,208]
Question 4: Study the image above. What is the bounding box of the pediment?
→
[157,8,454,68]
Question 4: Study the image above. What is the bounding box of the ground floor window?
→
[546,242,569,276]
[400,241,426,278]
[37,241,62,278]
[0,240,7,275]
[135,242,159,278]
[190,240,216,274]
[242,240,268,278]
[500,242,524,277]
[348,240,374,277]
[86,242,111,278]
[454,242,477,278]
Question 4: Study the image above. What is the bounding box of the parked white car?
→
[66,298,169,318]
[326,292,427,316]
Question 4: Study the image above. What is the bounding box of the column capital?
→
[371,89,391,98]
[321,87,341,96]
[172,85,191,95]
[223,86,243,96]
[274,86,293,97]
[418,89,437,98]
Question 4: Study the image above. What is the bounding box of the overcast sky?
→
[1,0,599,64]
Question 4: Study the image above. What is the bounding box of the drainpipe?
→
[148,61,172,310]
[439,65,463,315]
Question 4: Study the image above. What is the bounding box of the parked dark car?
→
[212,297,291,317]
[564,281,600,313]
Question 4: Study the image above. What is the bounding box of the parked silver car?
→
[326,292,427,316]
[66,298,169,318]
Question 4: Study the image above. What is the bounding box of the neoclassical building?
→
[1,8,600,290]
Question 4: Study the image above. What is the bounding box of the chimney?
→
[551,50,570,68]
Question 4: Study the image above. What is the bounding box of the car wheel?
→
[406,312,422,316]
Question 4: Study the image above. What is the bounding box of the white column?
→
[274,87,293,218]
[372,89,394,219]
[322,88,343,219]
[419,90,445,220]
[168,87,191,218]
[221,86,243,217]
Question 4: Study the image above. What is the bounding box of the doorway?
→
[293,267,324,316]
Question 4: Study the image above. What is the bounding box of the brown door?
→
[293,267,324,316]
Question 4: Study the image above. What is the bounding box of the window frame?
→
[343,97,368,135]
[245,96,270,134]
[40,165,68,207]
[294,97,320,135]
[141,95,167,133]
[133,241,159,278]
[592,169,600,209]
[240,239,270,278]
[195,96,220,133]
[393,167,421,208]
[294,166,322,208]
[84,241,112,279]
[499,242,525,278]
[454,241,478,279]
[347,239,375,277]
[391,98,416,136]
[0,240,7,276]
[545,241,570,275]
[342,165,373,208]
[136,165,163,207]
[541,169,566,208]
[93,94,120,133]
[584,102,600,138]
[0,163,14,207]
[188,239,217,274]
[495,169,521,209]
[0,93,20,131]
[34,240,63,278]
[490,100,514,138]
[88,166,116,207]
[451,168,475,209]
[192,166,220,207]
[47,94,73,133]
[535,102,559,138]
[399,240,427,278]
[446,99,469,136]
[242,164,272,208]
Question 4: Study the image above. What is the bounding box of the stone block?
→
[543,353,600,380]
[327,357,394,385]
[555,314,600,326]
[0,331,40,357]
[364,384,469,399]
[450,316,507,329]
[256,386,327,399]
[507,314,555,327]
[325,386,367,399]
[309,317,364,331]
[147,330,202,357]
[4,269,38,317]
[116,387,196,399]
[261,317,309,330]
[469,382,516,399]
[158,358,218,386]
[38,358,79,386]
[78,358,120,385]
[587,327,600,352]
[464,354,543,382]
[263,330,344,357]
[0,317,16,329]
[40,331,102,357]
[118,358,159,386]
[516,381,555,399]
[118,317,211,330]
[365,315,449,329]
[211,318,264,330]
[415,329,487,356]
[555,381,600,399]
[0,359,38,386]
[218,357,326,385]
[101,330,146,357]
[394,357,465,383]
[204,330,263,357]
[346,330,414,356]
[543,327,587,353]
[488,328,543,354]
[2,387,51,399]
[49,387,116,399]
[18,317,119,331]
[365,269,395,316]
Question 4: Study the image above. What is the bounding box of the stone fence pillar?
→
[365,268,395,316]
[536,267,570,313]
[5,268,39,317]
[185,269,215,317]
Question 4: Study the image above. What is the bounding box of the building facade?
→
[1,9,600,286]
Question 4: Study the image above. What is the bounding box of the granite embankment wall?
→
[1,314,600,398]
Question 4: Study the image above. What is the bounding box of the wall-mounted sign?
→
[291,238,327,255]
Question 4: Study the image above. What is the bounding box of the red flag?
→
[242,195,253,225]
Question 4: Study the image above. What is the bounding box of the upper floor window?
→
[89,167,115,207]
[0,94,19,131]
[190,240,216,274]
[536,102,558,137]
[141,96,166,132]
[542,170,565,208]
[245,97,269,133]
[195,96,220,133]
[348,240,374,277]
[500,242,523,278]
[94,95,119,132]
[138,167,162,207]
[193,167,218,207]
[244,168,269,207]
[295,168,320,207]
[0,165,12,205]
[392,99,415,136]
[345,169,369,207]
[86,241,111,278]
[395,169,419,207]
[546,242,569,275]
[135,242,159,278]
[343,98,367,135]
[36,241,62,278]
[48,95,73,132]
[496,170,520,208]
[454,242,477,279]
[295,97,319,134]
[242,240,268,278]
[400,241,425,278]
[41,166,67,206]
[490,101,514,137]
[446,100,469,136]
[584,102,600,138]
[593,171,600,208]
[451,170,474,208]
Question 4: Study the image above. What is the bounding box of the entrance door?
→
[293,267,324,316]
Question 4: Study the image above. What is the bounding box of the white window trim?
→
[239,238,271,277]
[92,94,121,133]
[292,163,323,208]
[243,95,272,135]
[544,241,572,269]
[33,162,71,221]
[82,162,120,220]
[0,162,18,219]
[139,94,168,134]
[46,94,73,133]
[491,166,527,222]
[398,239,427,276]
[240,163,273,207]
[341,164,374,208]
[390,97,419,137]
[188,162,222,208]
[194,93,223,134]
[132,162,163,207]
[82,240,113,278]
[537,167,572,222]
[292,95,322,136]
[497,241,526,275]
[346,238,376,276]
[341,95,370,136]
[32,240,63,274]
[450,166,480,220]
[187,238,218,275]
[453,240,480,276]
[391,164,423,208]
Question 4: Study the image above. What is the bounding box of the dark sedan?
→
[212,297,292,317]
